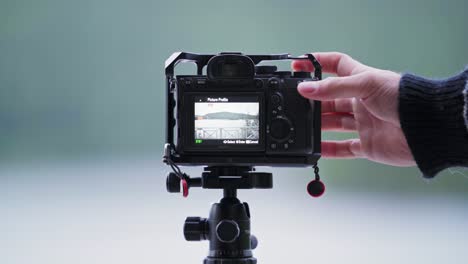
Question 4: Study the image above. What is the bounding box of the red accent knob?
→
[182,179,189,198]
[307,180,325,198]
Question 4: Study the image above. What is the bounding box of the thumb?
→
[298,72,375,101]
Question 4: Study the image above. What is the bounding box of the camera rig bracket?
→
[164,52,322,149]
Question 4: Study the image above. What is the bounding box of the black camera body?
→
[165,52,322,167]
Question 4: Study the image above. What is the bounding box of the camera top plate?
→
[165,52,322,80]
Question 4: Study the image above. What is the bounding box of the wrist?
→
[398,69,468,178]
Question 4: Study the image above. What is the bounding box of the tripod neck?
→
[223,188,237,199]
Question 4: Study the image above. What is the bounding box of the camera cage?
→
[164,52,322,164]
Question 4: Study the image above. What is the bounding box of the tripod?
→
[166,166,273,264]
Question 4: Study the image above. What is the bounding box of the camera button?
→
[270,143,277,149]
[283,143,289,149]
[254,79,264,88]
[196,79,206,88]
[184,79,192,86]
[271,94,281,105]
[268,78,280,88]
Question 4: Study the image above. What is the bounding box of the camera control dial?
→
[269,116,293,142]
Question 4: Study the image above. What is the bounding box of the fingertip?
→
[291,60,302,71]
[297,81,319,99]
[291,60,313,71]
[298,81,319,90]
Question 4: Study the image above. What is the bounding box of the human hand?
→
[293,52,415,166]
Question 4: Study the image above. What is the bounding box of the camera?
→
[164,52,322,166]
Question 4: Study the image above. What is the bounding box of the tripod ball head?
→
[184,195,258,264]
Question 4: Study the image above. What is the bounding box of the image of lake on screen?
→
[195,102,259,139]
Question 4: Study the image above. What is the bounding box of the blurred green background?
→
[1,0,467,193]
[2,1,468,264]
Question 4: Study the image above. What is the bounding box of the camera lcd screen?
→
[194,96,259,146]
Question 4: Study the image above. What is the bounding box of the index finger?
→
[291,52,369,77]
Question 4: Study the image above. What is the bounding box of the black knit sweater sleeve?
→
[398,68,468,178]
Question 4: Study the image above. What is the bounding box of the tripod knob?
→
[216,220,240,243]
[166,172,181,193]
[250,235,258,249]
[184,217,208,241]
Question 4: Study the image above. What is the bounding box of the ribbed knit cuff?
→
[398,68,468,178]
[464,83,468,131]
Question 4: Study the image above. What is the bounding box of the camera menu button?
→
[254,79,264,88]
[270,94,281,105]
[195,79,206,88]
[268,78,280,89]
